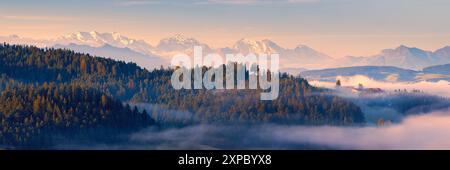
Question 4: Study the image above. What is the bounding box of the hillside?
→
[0,44,365,148]
[53,43,167,69]
[0,77,154,147]
[423,64,450,75]
[0,43,366,124]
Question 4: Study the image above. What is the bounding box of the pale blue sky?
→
[1,0,449,57]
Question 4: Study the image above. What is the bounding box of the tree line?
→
[0,43,365,147]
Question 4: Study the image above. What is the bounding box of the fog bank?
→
[309,75,450,97]
[126,110,450,150]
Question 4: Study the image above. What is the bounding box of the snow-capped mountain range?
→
[1,31,450,72]
[55,31,153,55]
[339,45,450,70]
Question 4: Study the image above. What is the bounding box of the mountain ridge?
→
[1,31,450,71]
[300,65,450,82]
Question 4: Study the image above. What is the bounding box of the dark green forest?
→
[0,79,153,147]
[0,43,365,147]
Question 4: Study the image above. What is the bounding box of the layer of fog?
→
[55,75,450,149]
[309,75,450,98]
[269,110,450,149]
[308,75,450,124]
[120,75,450,150]
[124,110,450,150]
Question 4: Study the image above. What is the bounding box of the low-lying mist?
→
[309,75,450,98]
[123,110,450,150]
[54,109,450,150]
[54,75,450,150]
[308,75,450,123]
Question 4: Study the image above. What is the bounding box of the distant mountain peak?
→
[261,38,274,43]
[8,34,20,39]
[262,39,284,51]
[233,38,276,54]
[158,34,201,46]
[397,44,409,49]
[156,34,208,53]
[163,34,198,44]
[435,45,450,51]
[381,45,426,54]
[56,31,152,55]
[295,44,308,48]
[60,31,140,45]
[172,34,188,42]
[89,30,99,36]
[3,31,449,71]
[342,45,443,70]
[294,44,327,56]
[235,38,258,45]
[237,38,258,43]
[295,44,314,50]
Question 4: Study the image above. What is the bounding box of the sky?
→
[0,0,449,57]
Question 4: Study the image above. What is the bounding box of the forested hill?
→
[0,78,153,147]
[0,44,365,146]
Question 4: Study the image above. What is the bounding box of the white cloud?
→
[128,110,450,150]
